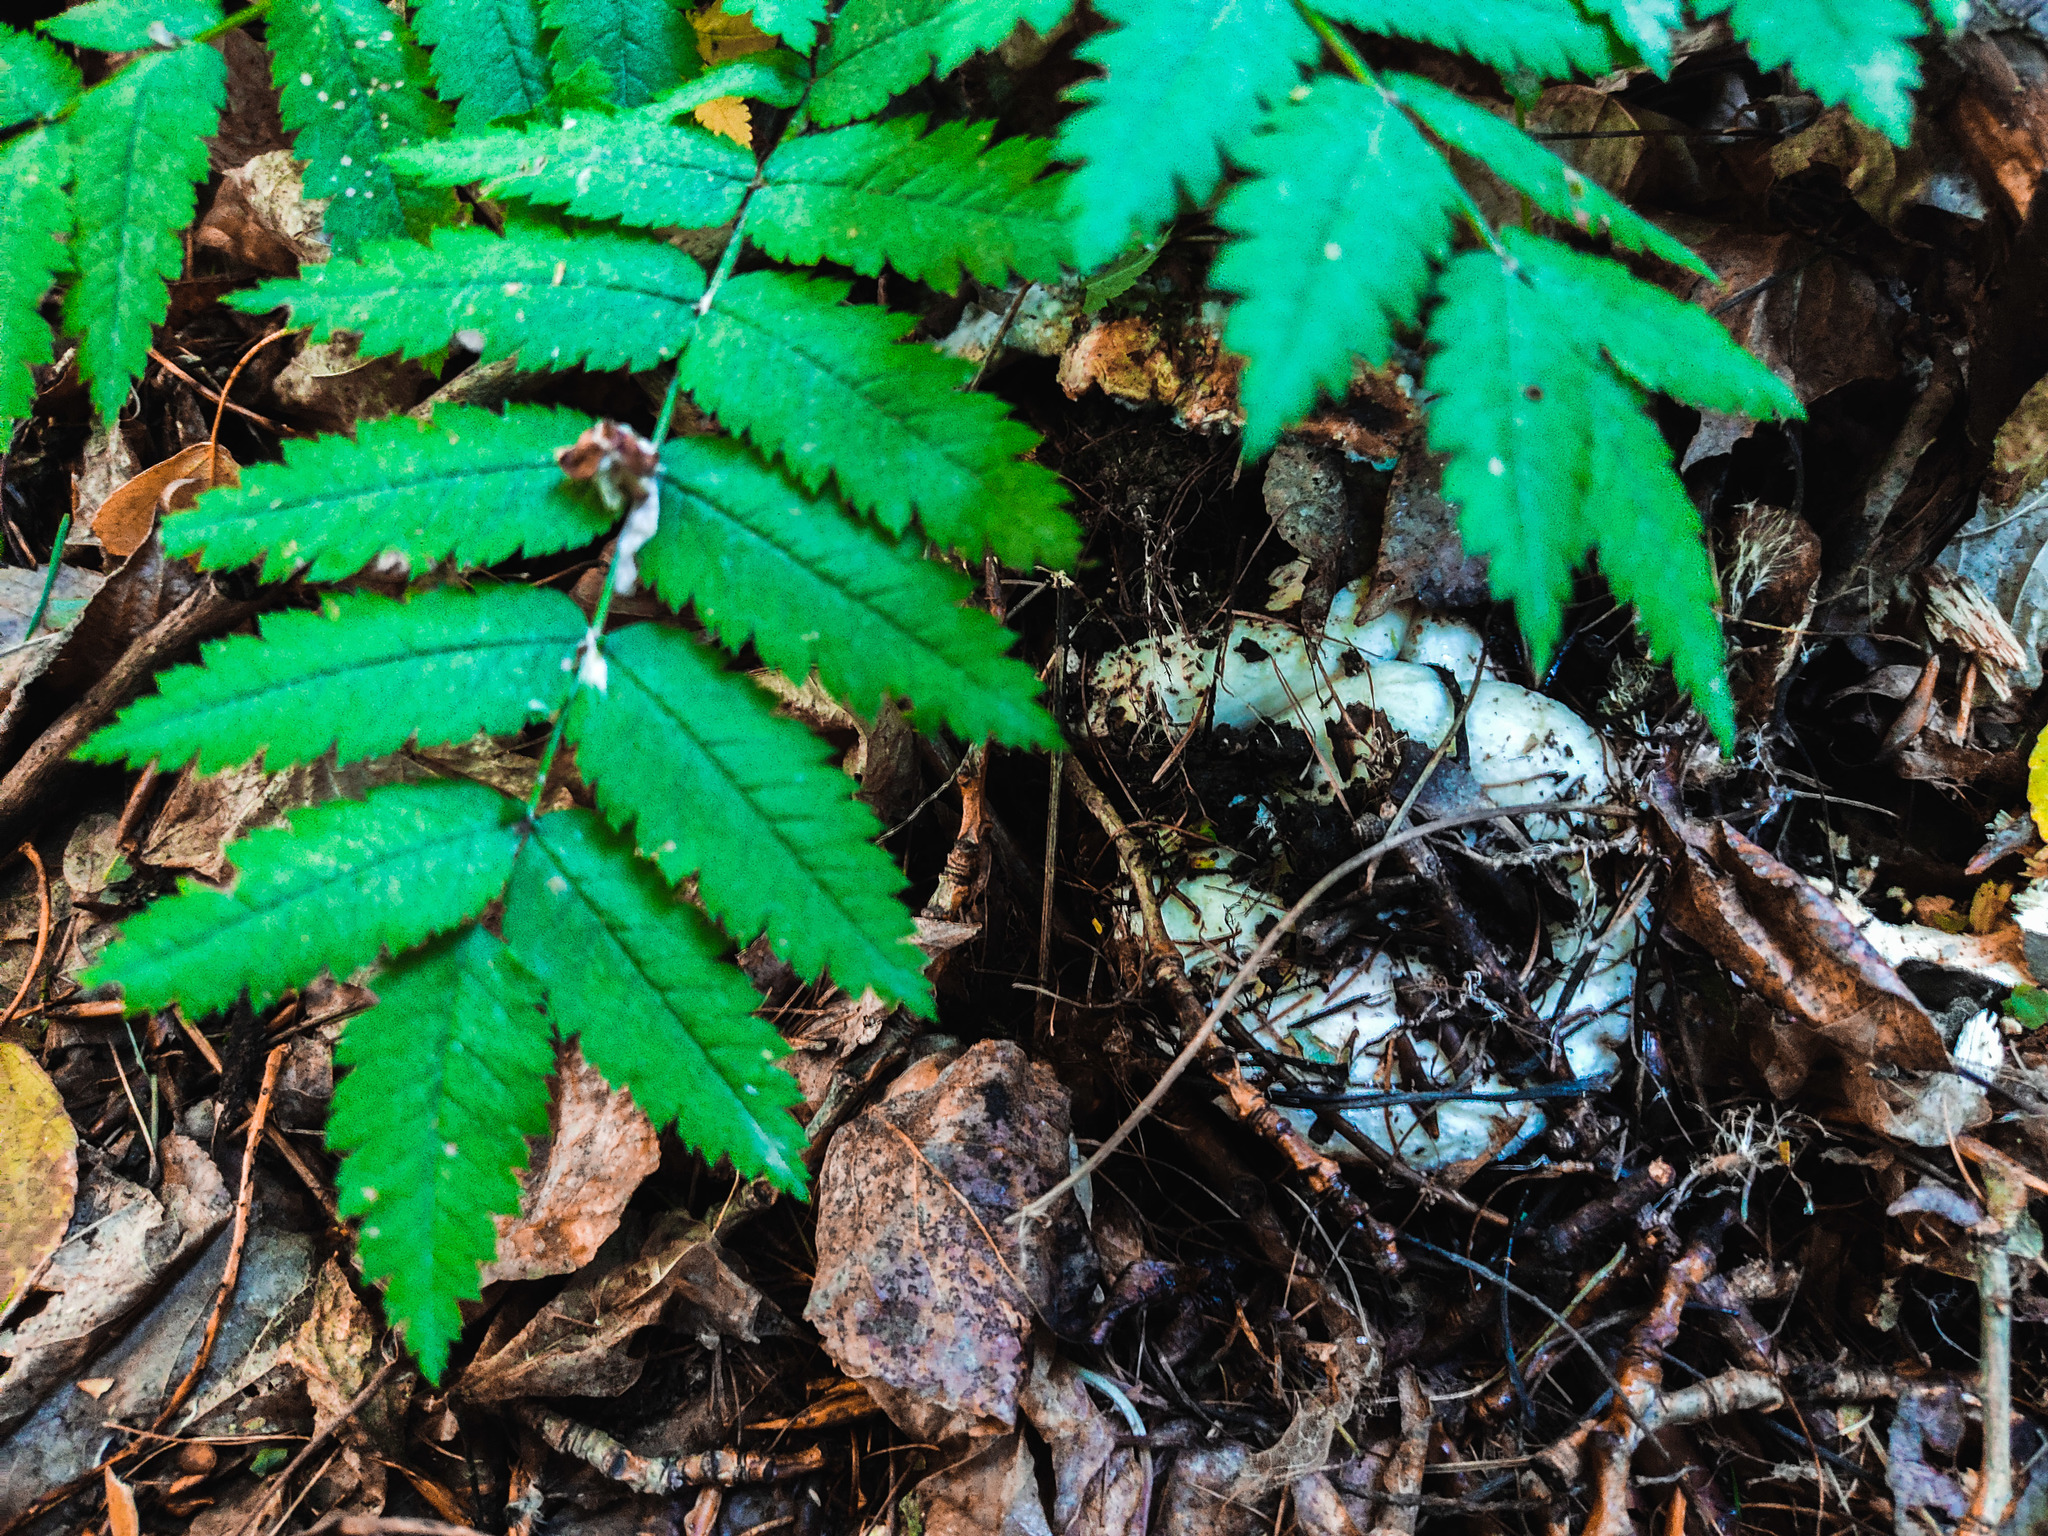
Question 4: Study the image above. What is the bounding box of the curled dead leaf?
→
[92,443,242,560]
[0,1043,78,1325]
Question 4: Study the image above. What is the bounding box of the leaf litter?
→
[8,13,2048,1536]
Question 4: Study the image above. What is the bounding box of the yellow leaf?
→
[692,3,776,64]
[0,1040,76,1323]
[2031,723,2048,840]
[694,96,752,146]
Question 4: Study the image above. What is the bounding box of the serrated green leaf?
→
[1423,248,1594,669]
[1055,0,1317,268]
[1,26,81,125]
[1576,0,1682,74]
[1694,0,1923,145]
[718,0,825,54]
[1579,361,1732,743]
[165,404,615,581]
[1502,227,1802,420]
[0,128,69,423]
[39,0,218,48]
[1424,240,1735,740]
[1317,0,1611,79]
[809,0,1073,128]
[1388,73,1709,276]
[569,622,928,1011]
[502,809,808,1192]
[679,270,1075,568]
[63,46,225,422]
[541,0,698,108]
[415,0,552,130]
[1928,0,1970,36]
[385,108,753,230]
[754,118,1067,290]
[644,436,1058,747]
[84,585,587,774]
[87,781,524,1016]
[1213,77,1460,454]
[658,53,806,113]
[329,925,554,1382]
[233,226,705,372]
[270,0,453,258]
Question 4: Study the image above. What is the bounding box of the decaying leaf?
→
[0,1043,77,1325]
[278,1260,407,1508]
[805,1042,1096,1440]
[479,1044,660,1288]
[904,1433,1053,1536]
[1017,1348,1147,1535]
[91,442,242,560]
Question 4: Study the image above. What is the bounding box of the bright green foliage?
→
[0,129,70,424]
[1319,0,1611,77]
[1502,230,1802,421]
[83,586,587,773]
[39,0,217,48]
[540,0,699,108]
[502,810,809,1193]
[269,0,453,257]
[164,405,616,582]
[1694,0,1923,145]
[1056,0,1318,268]
[84,782,525,1016]
[808,0,1071,127]
[643,437,1059,747]
[720,0,826,54]
[753,119,1067,290]
[1928,0,1970,34]
[63,46,225,421]
[662,54,806,112]
[1576,0,1683,74]
[1387,74,1709,276]
[233,226,705,372]
[569,622,929,1012]
[679,271,1074,568]
[0,26,81,123]
[1213,77,1459,454]
[386,109,754,230]
[328,926,554,1380]
[415,0,552,129]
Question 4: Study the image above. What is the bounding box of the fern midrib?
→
[776,165,1058,225]
[94,64,166,354]
[608,651,905,973]
[205,456,582,524]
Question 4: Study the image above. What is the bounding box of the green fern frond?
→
[386,108,754,231]
[63,45,225,421]
[678,270,1076,568]
[1316,0,1611,79]
[568,621,929,1012]
[164,405,615,582]
[38,0,217,49]
[1387,73,1711,277]
[1055,0,1318,268]
[1693,0,1923,145]
[83,585,587,774]
[753,118,1067,290]
[0,26,81,125]
[502,809,809,1193]
[269,0,452,257]
[232,225,706,372]
[540,0,699,108]
[1213,76,1460,454]
[1576,0,1682,74]
[415,0,552,130]
[1502,228,1802,419]
[660,54,807,112]
[718,0,826,54]
[328,925,554,1382]
[86,781,526,1016]
[0,127,70,424]
[808,0,1073,128]
[644,436,1060,748]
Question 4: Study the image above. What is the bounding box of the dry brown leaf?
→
[906,1434,1054,1536]
[804,1041,1098,1441]
[105,1467,139,1536]
[1017,1349,1147,1535]
[693,96,751,146]
[92,443,242,560]
[0,1043,77,1325]
[73,1379,113,1399]
[479,1044,659,1288]
[1646,779,1951,1138]
[194,149,329,274]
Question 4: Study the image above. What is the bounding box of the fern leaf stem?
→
[196,2,270,42]
[1297,3,1373,84]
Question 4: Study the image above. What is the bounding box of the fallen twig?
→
[1963,1167,2028,1535]
[513,1404,827,1489]
[236,1354,406,1536]
[0,842,51,1028]
[1369,1369,1433,1536]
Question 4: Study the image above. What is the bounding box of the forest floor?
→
[7,11,2048,1536]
